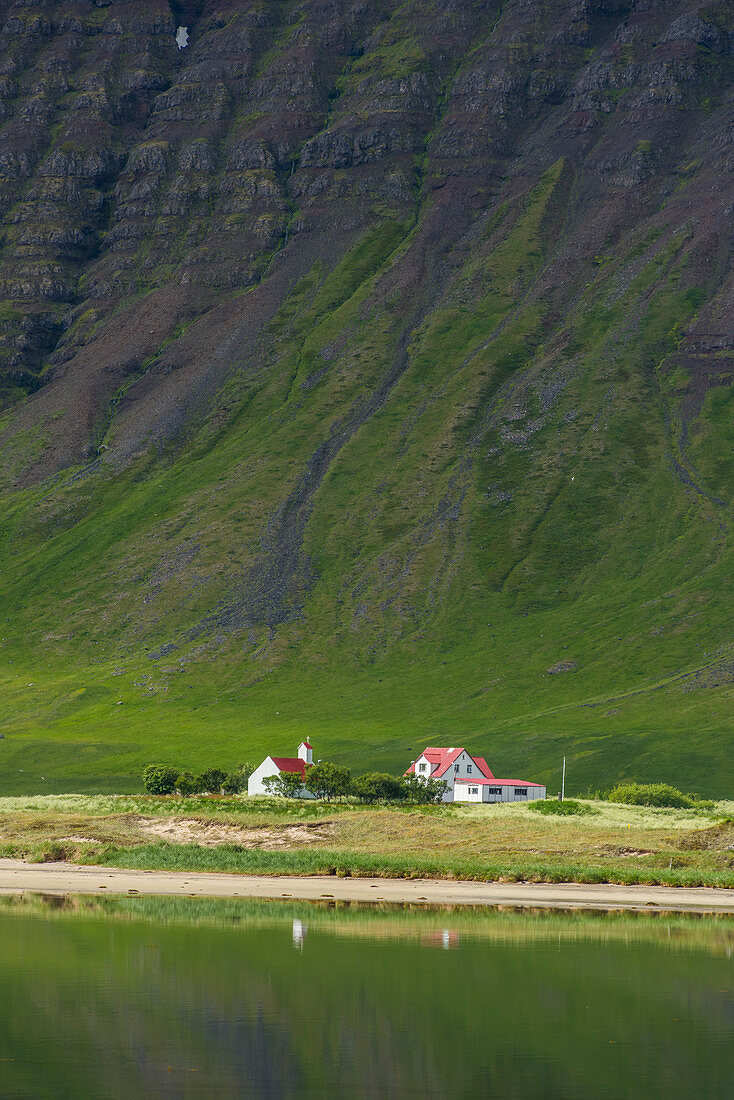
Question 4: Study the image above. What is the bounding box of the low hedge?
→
[607,782,714,810]
[530,799,598,817]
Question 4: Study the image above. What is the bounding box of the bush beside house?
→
[142,762,254,796]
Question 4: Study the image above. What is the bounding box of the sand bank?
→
[0,859,733,913]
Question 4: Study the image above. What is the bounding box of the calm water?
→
[1,898,733,1099]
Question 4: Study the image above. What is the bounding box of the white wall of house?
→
[415,750,481,802]
[454,782,547,803]
[456,783,484,802]
[414,755,432,778]
[500,784,545,802]
[413,754,452,801]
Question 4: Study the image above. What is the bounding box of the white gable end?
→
[248,756,279,796]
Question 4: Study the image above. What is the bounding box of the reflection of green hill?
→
[1,903,732,1098]
[4,892,734,956]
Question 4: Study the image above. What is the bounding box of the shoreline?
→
[1,860,733,913]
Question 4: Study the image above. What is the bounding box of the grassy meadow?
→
[0,139,731,795]
[1,794,733,889]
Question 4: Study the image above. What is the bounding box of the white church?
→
[248,740,315,797]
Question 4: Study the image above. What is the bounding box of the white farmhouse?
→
[405,747,546,804]
[248,740,315,797]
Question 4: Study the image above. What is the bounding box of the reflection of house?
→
[248,741,314,796]
[422,930,461,950]
[405,747,545,803]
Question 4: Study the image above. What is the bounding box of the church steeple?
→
[298,740,313,765]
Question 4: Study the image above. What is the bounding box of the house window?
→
[514,788,528,798]
[488,787,501,795]
[469,786,478,795]
[466,764,472,774]
[419,763,427,773]
[454,764,460,773]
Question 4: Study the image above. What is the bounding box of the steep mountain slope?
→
[0,0,731,794]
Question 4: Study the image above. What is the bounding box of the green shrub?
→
[142,765,180,795]
[401,775,448,804]
[530,799,598,817]
[304,761,352,800]
[608,782,701,809]
[352,773,407,804]
[196,768,228,794]
[175,771,200,796]
[221,772,245,795]
[263,771,306,798]
[143,763,253,796]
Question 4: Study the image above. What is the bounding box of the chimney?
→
[298,740,313,765]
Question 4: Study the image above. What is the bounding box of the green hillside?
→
[0,0,731,794]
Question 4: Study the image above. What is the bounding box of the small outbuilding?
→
[453,777,546,803]
[248,740,315,797]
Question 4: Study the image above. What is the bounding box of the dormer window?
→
[419,762,427,773]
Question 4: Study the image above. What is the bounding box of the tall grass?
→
[65,842,734,889]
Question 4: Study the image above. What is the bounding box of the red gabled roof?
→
[432,748,467,778]
[473,756,495,780]
[405,747,461,777]
[405,748,497,779]
[492,779,545,788]
[271,757,307,776]
[405,748,449,774]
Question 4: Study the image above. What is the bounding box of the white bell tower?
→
[298,740,313,765]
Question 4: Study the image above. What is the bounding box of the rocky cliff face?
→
[1,1,730,448]
[0,0,731,790]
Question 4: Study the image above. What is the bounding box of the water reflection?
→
[0,895,732,1099]
[421,928,460,949]
[292,918,307,950]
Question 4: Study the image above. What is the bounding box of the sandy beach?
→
[0,859,733,913]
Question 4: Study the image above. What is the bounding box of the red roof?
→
[405,748,449,777]
[405,748,450,774]
[432,748,466,778]
[455,777,544,788]
[454,778,498,785]
[406,749,543,789]
[271,757,307,776]
[473,756,495,780]
[492,779,545,788]
[406,747,496,780]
